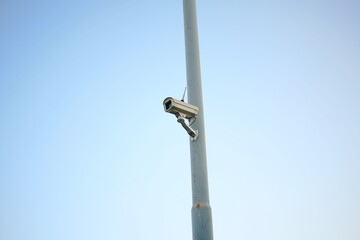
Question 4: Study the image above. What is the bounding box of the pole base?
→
[191,202,214,240]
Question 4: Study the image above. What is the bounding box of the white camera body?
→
[163,97,198,120]
[163,97,199,141]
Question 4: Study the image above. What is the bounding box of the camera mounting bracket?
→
[176,114,198,142]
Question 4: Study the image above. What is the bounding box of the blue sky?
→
[1,0,359,239]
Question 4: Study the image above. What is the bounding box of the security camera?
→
[163,97,198,119]
[163,97,199,141]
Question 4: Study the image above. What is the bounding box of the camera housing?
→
[163,97,199,141]
[163,97,198,119]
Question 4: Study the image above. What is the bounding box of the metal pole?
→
[183,1,214,239]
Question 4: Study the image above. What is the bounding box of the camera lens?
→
[165,101,172,110]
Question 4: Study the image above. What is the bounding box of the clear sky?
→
[1,0,359,239]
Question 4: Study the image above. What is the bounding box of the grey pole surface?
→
[183,1,214,239]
